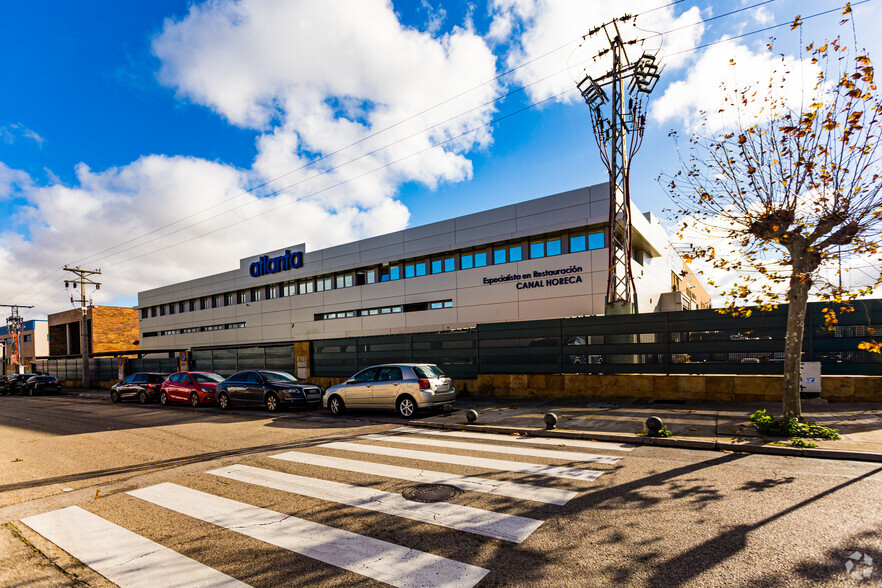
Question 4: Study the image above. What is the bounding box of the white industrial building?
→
[137,183,708,351]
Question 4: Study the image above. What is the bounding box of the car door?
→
[180,374,199,401]
[224,372,249,403]
[371,366,403,408]
[164,373,180,401]
[244,371,266,404]
[344,367,379,408]
[129,374,146,398]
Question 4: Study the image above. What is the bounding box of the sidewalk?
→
[412,397,882,463]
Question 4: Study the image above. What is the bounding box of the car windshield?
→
[192,373,224,383]
[413,365,446,379]
[262,371,298,383]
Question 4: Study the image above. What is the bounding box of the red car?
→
[159,371,224,407]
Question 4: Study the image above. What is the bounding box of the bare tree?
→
[662,9,882,419]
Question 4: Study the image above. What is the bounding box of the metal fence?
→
[311,299,882,378]
[190,345,296,377]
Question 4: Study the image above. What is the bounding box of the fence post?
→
[665,312,670,376]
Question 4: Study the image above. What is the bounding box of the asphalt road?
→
[1,393,880,587]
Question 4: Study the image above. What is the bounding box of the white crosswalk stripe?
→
[270,450,578,505]
[320,441,605,481]
[358,433,623,464]
[21,506,248,588]
[129,482,490,588]
[209,464,543,543]
[393,426,638,452]
[22,429,627,586]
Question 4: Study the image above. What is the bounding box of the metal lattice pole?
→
[576,17,661,315]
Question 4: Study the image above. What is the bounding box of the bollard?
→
[544,412,558,430]
[465,409,478,424]
[645,416,663,435]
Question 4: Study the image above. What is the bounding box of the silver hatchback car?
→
[322,363,455,418]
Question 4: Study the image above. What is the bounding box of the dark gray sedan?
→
[215,370,322,412]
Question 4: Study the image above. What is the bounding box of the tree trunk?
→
[782,272,811,420]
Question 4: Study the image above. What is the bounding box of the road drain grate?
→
[402,484,462,503]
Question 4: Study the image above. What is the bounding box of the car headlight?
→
[200,387,213,393]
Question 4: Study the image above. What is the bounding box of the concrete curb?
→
[408,420,882,463]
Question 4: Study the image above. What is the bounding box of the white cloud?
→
[1,0,501,318]
[0,154,412,317]
[0,123,45,147]
[651,40,821,133]
[487,0,704,105]
[0,161,30,200]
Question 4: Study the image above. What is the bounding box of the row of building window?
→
[316,300,453,321]
[143,322,246,338]
[140,229,605,320]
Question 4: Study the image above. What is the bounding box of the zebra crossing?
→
[20,427,629,587]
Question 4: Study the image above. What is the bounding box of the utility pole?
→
[576,15,661,316]
[63,266,101,389]
[1,304,34,374]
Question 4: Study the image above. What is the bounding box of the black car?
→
[215,370,322,412]
[0,375,15,395]
[110,372,167,404]
[5,373,40,395]
[21,375,62,395]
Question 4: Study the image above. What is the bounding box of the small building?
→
[47,306,140,356]
[1,319,49,372]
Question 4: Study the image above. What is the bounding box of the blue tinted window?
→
[390,267,400,280]
[444,257,455,272]
[494,249,506,264]
[588,232,605,250]
[431,260,442,274]
[547,239,561,256]
[415,263,426,276]
[461,254,473,269]
[474,252,487,267]
[530,242,544,258]
[405,265,415,278]
[570,235,586,252]
[509,246,522,262]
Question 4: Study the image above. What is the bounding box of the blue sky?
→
[0,0,877,317]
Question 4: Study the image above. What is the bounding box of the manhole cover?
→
[402,484,462,503]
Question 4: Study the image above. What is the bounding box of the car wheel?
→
[396,395,417,419]
[139,391,148,404]
[110,390,120,403]
[190,392,200,407]
[328,394,345,416]
[265,392,279,412]
[217,392,230,410]
[159,392,168,406]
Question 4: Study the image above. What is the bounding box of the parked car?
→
[160,371,224,407]
[110,372,167,404]
[6,373,40,395]
[21,375,62,395]
[0,375,16,395]
[215,370,322,412]
[322,363,455,418]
